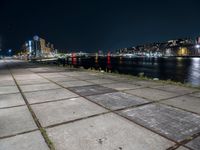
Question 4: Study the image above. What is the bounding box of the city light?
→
[195,44,200,48]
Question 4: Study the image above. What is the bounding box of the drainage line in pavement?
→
[0,129,38,140]
[6,62,55,150]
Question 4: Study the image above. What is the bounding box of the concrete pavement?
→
[0,59,200,150]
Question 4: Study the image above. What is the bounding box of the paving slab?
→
[69,85,117,96]
[102,82,143,91]
[29,67,62,73]
[32,97,107,127]
[190,92,200,98]
[39,73,66,78]
[162,95,200,114]
[49,76,77,82]
[86,78,117,84]
[60,72,84,77]
[14,74,43,80]
[16,79,51,85]
[75,75,100,80]
[125,88,179,101]
[0,93,25,108]
[186,136,200,150]
[152,84,198,94]
[87,92,148,110]
[58,80,94,88]
[24,88,78,104]
[11,70,31,75]
[47,113,174,150]
[0,75,13,81]
[0,86,19,95]
[176,147,190,150]
[20,83,61,92]
[0,106,37,137]
[103,74,131,81]
[119,104,200,142]
[0,80,16,87]
[132,80,164,87]
[0,131,49,150]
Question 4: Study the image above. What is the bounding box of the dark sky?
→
[0,0,200,52]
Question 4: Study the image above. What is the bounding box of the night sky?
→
[0,0,200,53]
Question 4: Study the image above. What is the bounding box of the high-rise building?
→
[22,35,55,58]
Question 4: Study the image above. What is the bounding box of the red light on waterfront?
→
[107,51,111,65]
[72,52,77,65]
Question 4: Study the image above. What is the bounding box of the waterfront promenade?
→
[0,59,200,150]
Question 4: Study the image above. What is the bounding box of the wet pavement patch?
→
[186,136,200,150]
[119,104,200,142]
[68,85,117,96]
[87,92,148,110]
[46,113,174,150]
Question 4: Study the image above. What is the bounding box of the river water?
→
[65,56,200,87]
[116,57,200,87]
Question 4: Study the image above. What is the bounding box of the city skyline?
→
[1,0,200,52]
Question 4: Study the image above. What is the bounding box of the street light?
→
[195,44,200,49]
[195,45,200,55]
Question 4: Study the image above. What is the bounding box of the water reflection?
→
[66,56,200,87]
[188,58,200,86]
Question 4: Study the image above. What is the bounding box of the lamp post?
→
[195,45,200,56]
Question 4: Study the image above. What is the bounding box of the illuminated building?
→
[177,47,190,56]
[22,35,55,57]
